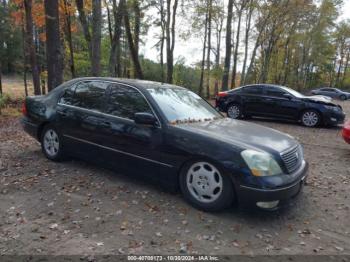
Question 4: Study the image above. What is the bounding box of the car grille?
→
[280,145,303,173]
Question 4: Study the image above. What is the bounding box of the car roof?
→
[70,77,186,90]
[240,84,284,88]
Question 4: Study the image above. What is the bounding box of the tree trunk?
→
[105,0,113,44]
[241,0,253,85]
[205,0,212,98]
[24,0,41,95]
[44,0,63,91]
[109,0,124,77]
[63,0,76,78]
[198,12,208,97]
[75,0,92,59]
[231,6,244,89]
[21,22,28,97]
[124,7,144,79]
[91,0,102,76]
[159,0,166,82]
[166,0,178,84]
[133,0,140,55]
[221,0,233,91]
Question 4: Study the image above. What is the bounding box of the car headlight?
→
[241,150,282,177]
[324,105,338,111]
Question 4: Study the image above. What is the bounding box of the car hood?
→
[174,118,298,154]
[300,95,340,106]
[302,95,332,103]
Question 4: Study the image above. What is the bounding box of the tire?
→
[300,110,321,127]
[340,95,346,101]
[226,103,242,119]
[41,124,66,161]
[179,160,235,212]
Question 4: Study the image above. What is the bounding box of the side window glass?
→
[243,86,262,95]
[59,84,77,105]
[105,84,153,120]
[74,81,106,111]
[265,87,285,97]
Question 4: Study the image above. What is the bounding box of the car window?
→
[105,84,153,120]
[242,86,263,95]
[59,84,78,105]
[323,88,334,92]
[265,86,286,97]
[73,81,107,111]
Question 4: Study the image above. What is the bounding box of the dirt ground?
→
[0,78,350,256]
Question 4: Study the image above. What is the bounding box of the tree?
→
[165,0,178,83]
[221,0,233,91]
[198,9,208,97]
[124,0,144,79]
[63,0,76,78]
[230,0,249,89]
[24,0,41,95]
[240,0,254,85]
[44,0,63,91]
[205,0,213,98]
[109,0,124,77]
[91,0,102,76]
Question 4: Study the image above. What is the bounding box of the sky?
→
[140,0,350,69]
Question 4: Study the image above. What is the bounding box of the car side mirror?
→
[283,93,293,100]
[134,112,157,126]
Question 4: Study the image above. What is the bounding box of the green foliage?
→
[0,2,23,74]
[0,93,10,115]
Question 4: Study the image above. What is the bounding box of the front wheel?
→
[179,160,234,212]
[300,110,321,127]
[41,125,66,161]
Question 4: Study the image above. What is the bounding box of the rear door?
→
[57,80,109,160]
[240,85,265,116]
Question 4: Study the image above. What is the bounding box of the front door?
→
[98,83,170,178]
[262,86,299,120]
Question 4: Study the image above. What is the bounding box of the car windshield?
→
[279,86,305,98]
[147,86,222,124]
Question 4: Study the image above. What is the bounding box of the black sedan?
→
[21,78,308,211]
[215,84,345,127]
[311,87,350,100]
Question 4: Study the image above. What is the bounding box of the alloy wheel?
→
[302,111,319,127]
[186,162,223,203]
[227,104,240,119]
[43,129,60,157]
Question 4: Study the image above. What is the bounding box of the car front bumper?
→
[323,110,345,126]
[237,161,308,209]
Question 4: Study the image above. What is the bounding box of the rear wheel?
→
[340,94,346,101]
[179,160,234,212]
[41,125,65,161]
[226,103,241,119]
[301,110,321,127]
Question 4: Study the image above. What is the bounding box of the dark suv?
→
[215,84,345,127]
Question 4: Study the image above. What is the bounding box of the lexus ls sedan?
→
[215,84,345,127]
[21,78,308,211]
